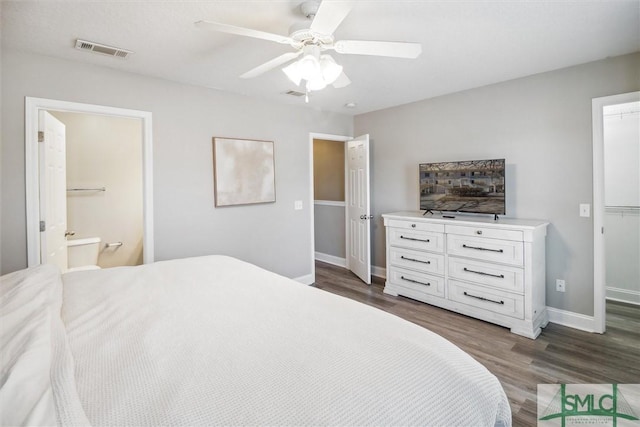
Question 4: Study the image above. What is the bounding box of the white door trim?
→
[591,90,640,333]
[25,97,154,266]
[308,132,352,284]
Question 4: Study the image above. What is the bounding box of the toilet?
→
[66,237,102,272]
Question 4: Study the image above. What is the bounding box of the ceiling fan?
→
[195,0,422,97]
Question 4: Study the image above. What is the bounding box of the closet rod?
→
[605,206,639,211]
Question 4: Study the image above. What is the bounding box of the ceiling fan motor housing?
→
[299,0,320,19]
[288,20,334,48]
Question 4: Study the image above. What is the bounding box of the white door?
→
[347,134,371,284]
[39,110,68,271]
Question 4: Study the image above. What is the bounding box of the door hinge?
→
[40,220,46,232]
[602,226,604,234]
[38,131,44,142]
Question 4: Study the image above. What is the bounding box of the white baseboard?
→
[606,286,640,305]
[371,265,386,279]
[314,252,347,268]
[314,252,386,280]
[294,273,314,285]
[546,307,596,333]
[315,252,387,279]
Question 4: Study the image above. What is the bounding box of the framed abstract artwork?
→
[212,137,276,207]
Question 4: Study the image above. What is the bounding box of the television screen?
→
[419,159,505,215]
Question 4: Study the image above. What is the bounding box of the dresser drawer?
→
[388,228,444,253]
[389,247,445,275]
[445,224,523,242]
[446,234,524,266]
[387,219,444,233]
[448,257,524,293]
[448,280,524,319]
[388,266,445,298]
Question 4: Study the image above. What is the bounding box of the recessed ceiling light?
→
[344,102,357,108]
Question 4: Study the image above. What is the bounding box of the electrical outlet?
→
[294,200,303,210]
[556,279,566,292]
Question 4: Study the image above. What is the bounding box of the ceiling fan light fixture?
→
[282,62,302,86]
[297,54,322,81]
[283,51,344,91]
[306,78,327,91]
[319,55,342,84]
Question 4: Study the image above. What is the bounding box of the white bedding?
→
[2,255,511,426]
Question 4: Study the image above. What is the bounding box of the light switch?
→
[294,200,303,210]
[579,203,590,218]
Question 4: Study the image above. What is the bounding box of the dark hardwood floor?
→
[312,261,640,427]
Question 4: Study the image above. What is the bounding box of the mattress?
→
[1,255,511,426]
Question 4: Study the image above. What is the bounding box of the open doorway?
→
[25,97,154,269]
[52,111,144,269]
[308,132,371,285]
[592,91,640,332]
[313,137,348,267]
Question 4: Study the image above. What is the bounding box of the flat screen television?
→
[419,159,505,215]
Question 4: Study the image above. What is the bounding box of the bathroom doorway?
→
[25,97,154,269]
[52,110,144,269]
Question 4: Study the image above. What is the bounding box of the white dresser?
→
[382,211,549,339]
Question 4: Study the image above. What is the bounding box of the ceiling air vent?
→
[75,39,133,59]
[284,90,305,97]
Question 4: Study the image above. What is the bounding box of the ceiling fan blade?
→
[334,40,422,59]
[195,20,293,45]
[240,51,302,79]
[332,71,351,88]
[310,1,353,35]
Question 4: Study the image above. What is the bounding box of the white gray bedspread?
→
[60,255,511,426]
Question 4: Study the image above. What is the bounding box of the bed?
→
[1,255,511,426]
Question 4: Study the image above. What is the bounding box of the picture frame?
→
[212,137,276,207]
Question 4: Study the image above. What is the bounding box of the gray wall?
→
[1,49,353,278]
[355,52,640,316]
[314,204,346,259]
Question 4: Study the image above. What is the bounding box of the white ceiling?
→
[2,0,639,115]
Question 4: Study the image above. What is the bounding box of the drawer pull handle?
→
[401,276,431,287]
[462,244,504,253]
[463,267,505,279]
[400,235,430,243]
[463,291,504,305]
[400,255,431,264]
